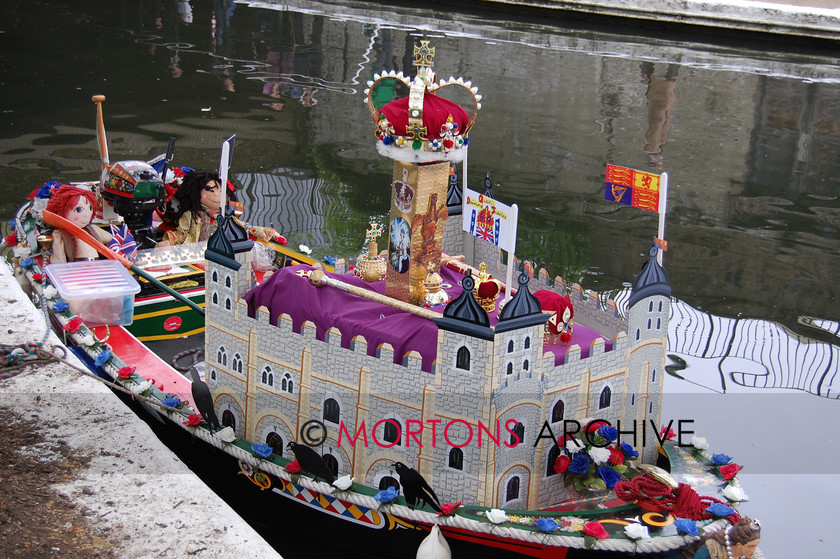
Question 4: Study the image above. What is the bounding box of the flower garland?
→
[554,422,640,492]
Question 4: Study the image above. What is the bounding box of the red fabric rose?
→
[32,273,44,281]
[586,420,608,434]
[117,366,135,379]
[285,459,302,474]
[183,413,202,426]
[608,445,625,465]
[719,463,742,481]
[63,317,83,333]
[583,521,609,539]
[438,501,462,516]
[660,425,676,440]
[554,455,571,474]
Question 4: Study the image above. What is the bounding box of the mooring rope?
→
[0,294,56,380]
[171,346,204,372]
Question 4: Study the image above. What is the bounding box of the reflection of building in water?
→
[640,62,679,168]
[602,287,839,399]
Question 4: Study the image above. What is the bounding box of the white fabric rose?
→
[485,508,508,524]
[624,523,650,540]
[215,427,236,443]
[299,244,312,255]
[588,446,611,465]
[691,436,708,450]
[722,484,749,502]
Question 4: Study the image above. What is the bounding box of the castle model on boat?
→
[199,42,670,510]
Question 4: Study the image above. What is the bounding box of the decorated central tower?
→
[365,42,481,304]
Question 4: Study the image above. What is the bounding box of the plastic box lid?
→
[45,259,141,300]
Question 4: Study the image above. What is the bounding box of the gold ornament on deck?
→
[422,264,449,308]
[473,262,502,312]
[354,222,387,283]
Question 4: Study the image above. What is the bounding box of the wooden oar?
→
[42,210,205,316]
[92,94,110,188]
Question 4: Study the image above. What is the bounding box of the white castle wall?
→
[204,242,667,509]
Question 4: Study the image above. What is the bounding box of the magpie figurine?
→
[394,462,442,513]
[287,441,336,484]
[188,366,220,431]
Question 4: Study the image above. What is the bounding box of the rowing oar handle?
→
[42,210,205,316]
[92,94,109,171]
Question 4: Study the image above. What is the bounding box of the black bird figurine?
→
[394,462,442,513]
[287,441,336,484]
[188,366,220,432]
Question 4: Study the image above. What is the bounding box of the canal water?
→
[1,0,838,556]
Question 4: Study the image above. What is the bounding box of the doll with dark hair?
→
[157,170,286,246]
[46,185,113,263]
[682,518,761,559]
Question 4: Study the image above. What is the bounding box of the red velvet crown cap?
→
[379,93,470,141]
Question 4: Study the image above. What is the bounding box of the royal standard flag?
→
[605,164,661,212]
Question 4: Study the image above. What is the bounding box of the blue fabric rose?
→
[596,466,622,488]
[567,452,591,475]
[20,257,35,269]
[52,302,70,313]
[374,486,399,504]
[711,453,732,465]
[620,441,639,458]
[93,348,112,367]
[162,395,181,408]
[535,517,558,533]
[706,502,735,517]
[251,443,273,459]
[674,518,698,536]
[598,425,618,441]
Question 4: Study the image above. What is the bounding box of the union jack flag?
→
[108,223,138,261]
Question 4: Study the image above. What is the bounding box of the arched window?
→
[225,298,231,310]
[631,393,636,405]
[323,454,339,478]
[547,444,561,476]
[506,362,513,375]
[523,359,529,371]
[448,448,463,470]
[282,373,293,394]
[232,354,242,375]
[649,301,654,312]
[524,337,530,349]
[266,432,283,456]
[658,301,663,312]
[657,318,661,329]
[212,292,219,305]
[323,398,340,424]
[506,476,520,501]
[510,422,525,447]
[651,369,656,383]
[261,366,272,385]
[456,346,470,370]
[599,386,611,409]
[225,276,231,288]
[551,400,565,423]
[649,401,654,414]
[379,476,399,490]
[507,340,514,353]
[210,369,217,381]
[212,270,218,283]
[647,318,652,329]
[383,419,401,446]
[267,373,274,387]
[217,347,227,366]
[636,329,640,341]
[222,410,235,430]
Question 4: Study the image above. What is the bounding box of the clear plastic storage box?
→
[45,260,141,326]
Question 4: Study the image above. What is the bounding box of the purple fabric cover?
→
[244,265,611,372]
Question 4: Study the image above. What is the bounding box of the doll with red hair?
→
[45,185,112,263]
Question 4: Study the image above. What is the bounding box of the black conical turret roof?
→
[434,274,495,340]
[628,244,671,308]
[205,214,241,270]
[496,273,550,333]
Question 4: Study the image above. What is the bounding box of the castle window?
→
[551,400,565,423]
[225,276,231,288]
[379,476,399,490]
[267,373,274,387]
[282,373,293,394]
[261,366,272,385]
[647,318,652,329]
[524,337,531,349]
[212,292,219,305]
[448,448,463,470]
[599,386,611,409]
[649,301,654,312]
[266,433,283,456]
[658,301,663,312]
[636,329,640,341]
[523,359,529,371]
[506,362,513,376]
[547,444,561,476]
[657,318,661,329]
[649,402,653,414]
[383,419,402,446]
[217,347,227,366]
[225,297,231,310]
[232,354,243,375]
[507,340,514,353]
[652,369,656,383]
[631,393,636,405]
[456,346,471,370]
[506,476,520,501]
[212,270,218,283]
[323,398,340,424]
[510,422,524,447]
[210,369,217,381]
[222,410,235,430]
[323,454,339,478]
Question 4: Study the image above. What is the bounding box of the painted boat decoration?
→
[5,45,762,559]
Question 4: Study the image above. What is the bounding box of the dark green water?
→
[1,0,838,556]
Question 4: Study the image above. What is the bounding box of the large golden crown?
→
[365,41,482,164]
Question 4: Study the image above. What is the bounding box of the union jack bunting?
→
[108,222,138,261]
